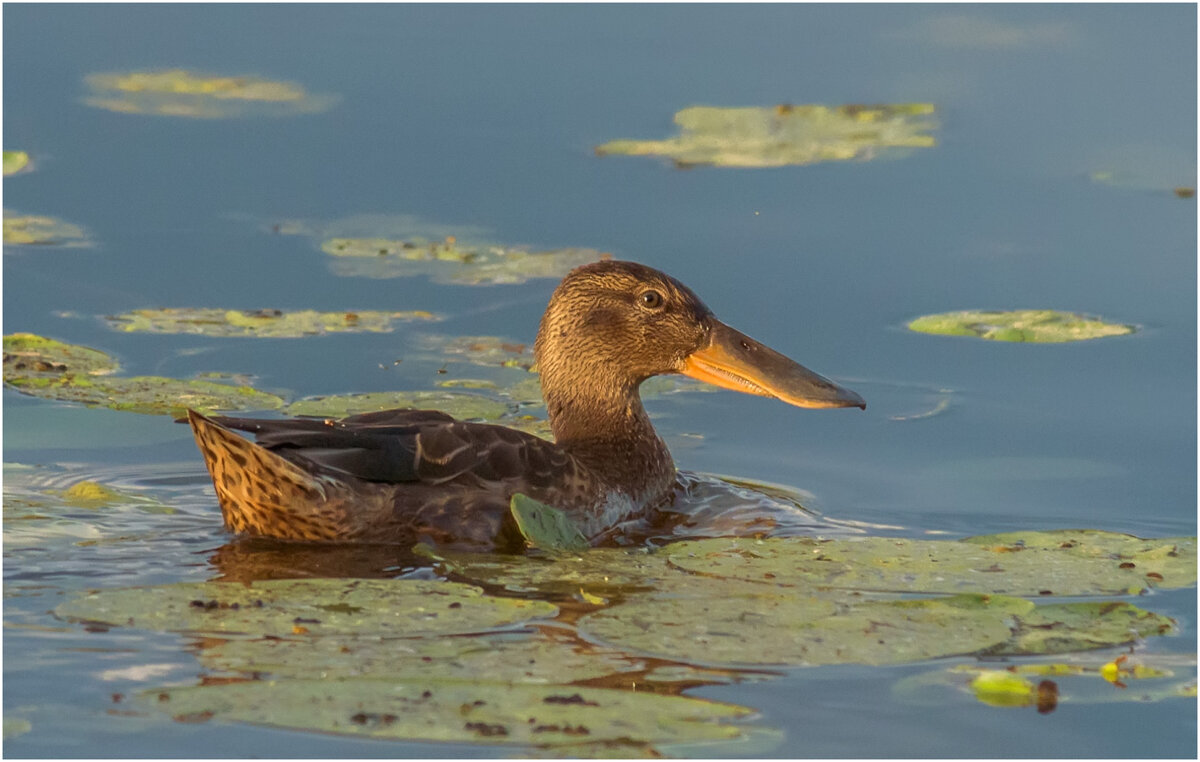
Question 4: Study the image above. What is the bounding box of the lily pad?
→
[418,334,536,370]
[142,678,752,749]
[3,212,89,247]
[283,390,510,420]
[906,310,1135,342]
[990,601,1177,655]
[322,236,608,285]
[511,494,589,553]
[201,631,638,684]
[4,333,120,376]
[595,103,937,168]
[83,69,337,118]
[3,150,31,176]
[664,532,1196,596]
[55,578,556,638]
[420,545,679,598]
[580,593,1023,667]
[3,334,287,415]
[104,308,438,337]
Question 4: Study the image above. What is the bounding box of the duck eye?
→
[639,290,664,310]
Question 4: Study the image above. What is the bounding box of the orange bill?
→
[680,319,865,410]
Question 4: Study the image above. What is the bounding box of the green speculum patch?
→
[595,103,938,168]
[907,310,1136,342]
[105,307,439,338]
[3,333,284,415]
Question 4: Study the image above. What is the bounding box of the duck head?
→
[534,260,864,438]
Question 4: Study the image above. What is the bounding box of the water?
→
[3,4,1195,757]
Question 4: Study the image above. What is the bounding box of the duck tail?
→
[187,410,330,537]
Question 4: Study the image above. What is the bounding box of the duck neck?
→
[543,381,676,496]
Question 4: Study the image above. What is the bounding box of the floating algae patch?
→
[664,532,1196,596]
[201,631,638,684]
[3,211,89,247]
[83,69,336,118]
[511,494,589,553]
[284,390,510,420]
[322,235,608,285]
[595,104,937,169]
[3,150,31,176]
[4,333,284,415]
[141,678,753,750]
[56,578,556,638]
[105,307,439,338]
[906,310,1136,342]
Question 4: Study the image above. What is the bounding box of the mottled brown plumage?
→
[189,260,864,551]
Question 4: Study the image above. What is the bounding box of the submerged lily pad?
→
[322,236,608,285]
[596,103,937,168]
[3,150,31,176]
[56,578,556,638]
[3,212,89,247]
[511,494,589,553]
[283,390,510,420]
[83,69,336,118]
[664,532,1196,596]
[907,310,1136,342]
[202,631,637,684]
[418,334,536,370]
[105,307,439,338]
[143,678,751,749]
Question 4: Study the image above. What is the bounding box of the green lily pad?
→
[201,631,638,684]
[664,532,1196,596]
[6,372,285,416]
[595,103,937,169]
[3,211,90,247]
[418,334,536,370]
[4,334,285,415]
[990,601,1177,655]
[83,69,337,118]
[55,579,557,638]
[580,593,1024,667]
[142,678,752,749]
[322,236,608,285]
[2,717,31,741]
[283,390,510,420]
[3,150,31,176]
[906,310,1136,342]
[104,308,439,337]
[511,494,589,553]
[420,545,679,598]
[4,333,120,376]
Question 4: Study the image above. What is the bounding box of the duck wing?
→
[209,409,575,493]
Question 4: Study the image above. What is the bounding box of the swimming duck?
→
[188,260,864,551]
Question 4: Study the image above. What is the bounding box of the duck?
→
[187,260,864,551]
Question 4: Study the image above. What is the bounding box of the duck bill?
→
[680,320,866,410]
